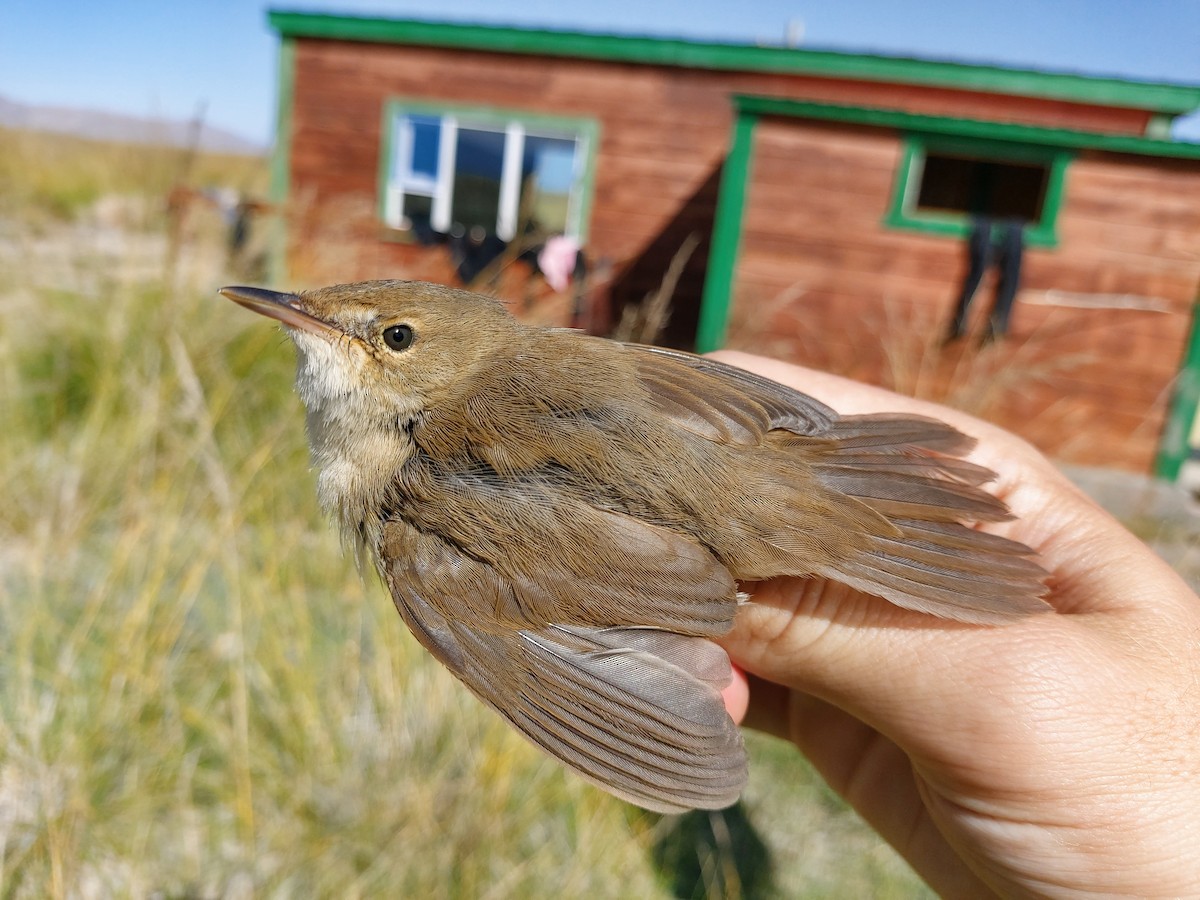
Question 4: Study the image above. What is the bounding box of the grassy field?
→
[0,127,266,224]
[0,132,931,898]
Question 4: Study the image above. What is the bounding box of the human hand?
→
[713,351,1200,898]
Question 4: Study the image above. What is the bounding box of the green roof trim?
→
[735,95,1200,159]
[267,11,1200,116]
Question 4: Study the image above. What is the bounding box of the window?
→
[915,154,1048,221]
[885,135,1070,247]
[380,102,597,242]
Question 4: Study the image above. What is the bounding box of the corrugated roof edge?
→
[267,10,1200,116]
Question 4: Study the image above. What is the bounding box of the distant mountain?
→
[0,94,265,156]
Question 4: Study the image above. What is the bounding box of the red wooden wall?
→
[729,117,1200,470]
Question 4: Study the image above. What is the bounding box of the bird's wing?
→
[628,343,839,443]
[381,516,747,813]
[629,344,980,456]
[390,459,737,636]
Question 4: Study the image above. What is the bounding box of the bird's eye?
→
[381,324,415,352]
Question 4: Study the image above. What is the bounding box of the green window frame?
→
[378,98,599,243]
[884,134,1071,248]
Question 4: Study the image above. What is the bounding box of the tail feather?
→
[824,414,976,453]
[816,452,996,486]
[811,414,1051,622]
[818,467,1012,522]
[897,518,1040,555]
[871,524,1044,579]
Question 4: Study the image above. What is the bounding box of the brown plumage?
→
[220,279,1050,813]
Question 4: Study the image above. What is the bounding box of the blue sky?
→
[3,0,1200,146]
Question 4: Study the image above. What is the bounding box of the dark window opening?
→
[916,153,1049,223]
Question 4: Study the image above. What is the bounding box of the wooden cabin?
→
[267,11,1200,475]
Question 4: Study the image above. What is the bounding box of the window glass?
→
[384,108,592,241]
[406,115,441,181]
[402,193,434,234]
[522,134,578,235]
[451,127,507,232]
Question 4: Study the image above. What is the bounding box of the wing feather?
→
[383,529,747,813]
[390,465,738,636]
[631,344,837,441]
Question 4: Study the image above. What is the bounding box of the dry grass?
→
[0,132,932,898]
[0,127,266,226]
[611,234,701,346]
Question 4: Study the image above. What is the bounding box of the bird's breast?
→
[305,401,418,542]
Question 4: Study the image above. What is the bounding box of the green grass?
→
[0,133,931,898]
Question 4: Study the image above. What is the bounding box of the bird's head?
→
[220,279,521,425]
[222,280,527,531]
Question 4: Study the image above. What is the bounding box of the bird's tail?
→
[808,414,1050,622]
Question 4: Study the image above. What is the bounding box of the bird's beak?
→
[219,286,343,339]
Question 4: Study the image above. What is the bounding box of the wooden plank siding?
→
[727,117,1200,470]
[285,37,1162,334]
[283,35,1199,470]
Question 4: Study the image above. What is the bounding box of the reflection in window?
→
[451,127,506,233]
[387,114,440,234]
[522,135,577,236]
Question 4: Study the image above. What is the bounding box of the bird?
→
[220,279,1050,814]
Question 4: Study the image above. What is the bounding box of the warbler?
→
[221,280,1048,813]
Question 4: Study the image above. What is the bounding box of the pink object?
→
[538,235,580,292]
